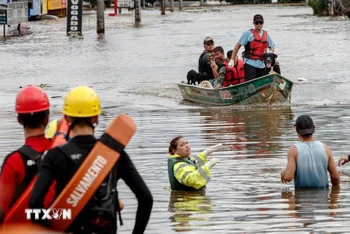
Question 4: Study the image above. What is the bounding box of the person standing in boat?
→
[228,14,275,82]
[0,86,52,224]
[168,136,221,191]
[29,86,153,233]
[281,115,340,189]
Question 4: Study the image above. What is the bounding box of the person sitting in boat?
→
[222,50,245,87]
[187,37,215,85]
[209,46,226,89]
[201,47,245,89]
[168,136,221,191]
[198,36,215,80]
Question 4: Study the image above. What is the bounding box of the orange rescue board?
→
[0,223,58,233]
[48,114,136,232]
[3,118,69,224]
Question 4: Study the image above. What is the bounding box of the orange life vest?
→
[244,29,268,61]
[223,59,245,87]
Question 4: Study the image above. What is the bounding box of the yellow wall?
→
[48,0,66,10]
[42,0,48,14]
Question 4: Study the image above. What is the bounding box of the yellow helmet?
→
[63,86,101,117]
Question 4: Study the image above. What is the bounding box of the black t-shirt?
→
[29,135,153,233]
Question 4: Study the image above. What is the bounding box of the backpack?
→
[59,142,122,233]
[1,145,44,208]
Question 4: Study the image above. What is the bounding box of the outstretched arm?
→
[338,155,349,166]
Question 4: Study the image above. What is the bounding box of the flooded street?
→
[1,4,350,233]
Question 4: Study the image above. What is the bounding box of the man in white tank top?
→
[281,115,340,189]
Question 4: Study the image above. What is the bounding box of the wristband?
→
[348,155,350,161]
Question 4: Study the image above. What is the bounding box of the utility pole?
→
[96,0,105,34]
[179,0,183,10]
[160,0,165,14]
[170,0,174,12]
[135,0,141,22]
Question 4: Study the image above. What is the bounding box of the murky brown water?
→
[1,4,350,233]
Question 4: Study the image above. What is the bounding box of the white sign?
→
[7,2,28,25]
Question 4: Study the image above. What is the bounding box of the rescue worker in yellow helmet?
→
[30,86,153,233]
[168,136,222,191]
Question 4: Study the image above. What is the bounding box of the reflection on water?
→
[192,107,294,158]
[281,186,340,230]
[168,190,212,232]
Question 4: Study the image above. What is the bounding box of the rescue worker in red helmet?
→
[29,86,153,233]
[0,86,51,223]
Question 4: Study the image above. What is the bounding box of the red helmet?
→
[15,86,50,114]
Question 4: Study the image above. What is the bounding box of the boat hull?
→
[177,73,293,106]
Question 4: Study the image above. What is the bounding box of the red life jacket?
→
[244,29,268,61]
[223,59,245,87]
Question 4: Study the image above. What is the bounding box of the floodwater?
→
[1,3,350,233]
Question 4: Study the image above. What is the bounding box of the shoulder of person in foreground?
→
[281,145,297,183]
[324,144,340,186]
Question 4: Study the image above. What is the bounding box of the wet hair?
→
[213,46,224,53]
[168,135,183,155]
[66,116,95,128]
[18,110,49,128]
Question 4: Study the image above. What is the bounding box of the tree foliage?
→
[308,0,350,16]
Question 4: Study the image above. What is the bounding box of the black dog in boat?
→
[186,70,209,85]
[263,49,281,75]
